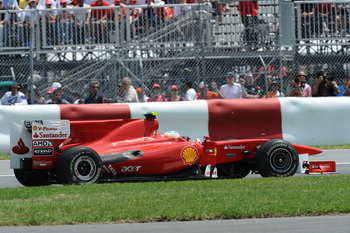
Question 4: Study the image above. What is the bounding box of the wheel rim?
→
[74,155,97,181]
[269,148,293,173]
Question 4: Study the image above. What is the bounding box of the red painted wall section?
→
[207,99,283,140]
[59,104,131,120]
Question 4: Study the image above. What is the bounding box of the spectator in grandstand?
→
[153,0,173,26]
[299,0,315,38]
[335,3,350,35]
[342,78,350,96]
[338,76,350,96]
[3,0,19,9]
[129,0,142,38]
[4,5,24,47]
[314,1,333,36]
[73,0,92,44]
[84,81,109,103]
[173,0,191,18]
[23,0,40,46]
[184,79,197,101]
[71,90,84,104]
[136,88,149,102]
[237,0,260,28]
[173,0,191,38]
[42,0,57,45]
[196,81,222,99]
[220,72,248,99]
[26,85,46,104]
[312,71,340,96]
[241,73,260,98]
[111,0,126,21]
[117,77,138,102]
[45,82,73,103]
[1,84,28,105]
[142,0,156,35]
[0,0,6,47]
[46,88,70,104]
[166,85,185,101]
[262,80,280,98]
[57,0,74,44]
[288,71,312,97]
[147,83,166,102]
[90,0,111,43]
[19,0,29,9]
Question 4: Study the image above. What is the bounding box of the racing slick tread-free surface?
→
[56,146,103,184]
[256,139,299,177]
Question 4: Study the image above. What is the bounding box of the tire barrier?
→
[1,97,349,154]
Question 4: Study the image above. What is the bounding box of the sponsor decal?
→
[24,120,43,130]
[121,166,142,172]
[224,145,245,150]
[33,132,68,139]
[33,148,53,156]
[108,164,117,175]
[226,153,236,158]
[32,120,70,139]
[12,138,30,154]
[181,147,199,165]
[33,160,53,166]
[33,140,53,147]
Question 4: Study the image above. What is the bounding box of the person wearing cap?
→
[135,87,149,102]
[220,72,248,99]
[262,79,280,99]
[147,83,166,102]
[166,85,184,101]
[42,0,57,45]
[288,71,312,97]
[129,0,142,39]
[116,77,138,103]
[196,81,222,100]
[46,88,70,104]
[184,79,197,101]
[1,84,28,105]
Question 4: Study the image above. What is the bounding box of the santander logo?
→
[12,138,29,154]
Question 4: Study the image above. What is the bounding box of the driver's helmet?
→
[164,130,180,138]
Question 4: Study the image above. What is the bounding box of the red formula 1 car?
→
[10,113,328,186]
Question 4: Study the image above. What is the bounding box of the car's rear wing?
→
[10,120,70,169]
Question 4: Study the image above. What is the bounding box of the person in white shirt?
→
[1,84,28,105]
[184,80,197,101]
[220,72,248,99]
[116,77,139,102]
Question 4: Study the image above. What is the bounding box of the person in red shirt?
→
[196,81,222,99]
[237,0,260,27]
[90,0,111,42]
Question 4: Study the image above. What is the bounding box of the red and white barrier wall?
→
[1,98,349,154]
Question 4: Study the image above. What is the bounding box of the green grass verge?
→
[0,175,349,226]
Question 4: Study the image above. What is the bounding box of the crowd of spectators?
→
[1,69,349,105]
[0,0,230,47]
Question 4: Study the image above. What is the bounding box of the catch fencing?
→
[0,0,350,101]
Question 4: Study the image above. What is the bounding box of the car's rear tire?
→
[217,161,251,178]
[256,139,299,177]
[14,169,51,186]
[56,147,103,185]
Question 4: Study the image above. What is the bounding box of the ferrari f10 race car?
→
[10,113,332,186]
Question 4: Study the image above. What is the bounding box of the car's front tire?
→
[56,147,103,185]
[256,139,299,177]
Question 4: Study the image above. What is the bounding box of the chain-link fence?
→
[1,0,350,103]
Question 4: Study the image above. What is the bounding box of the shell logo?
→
[181,147,199,165]
[33,125,38,131]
